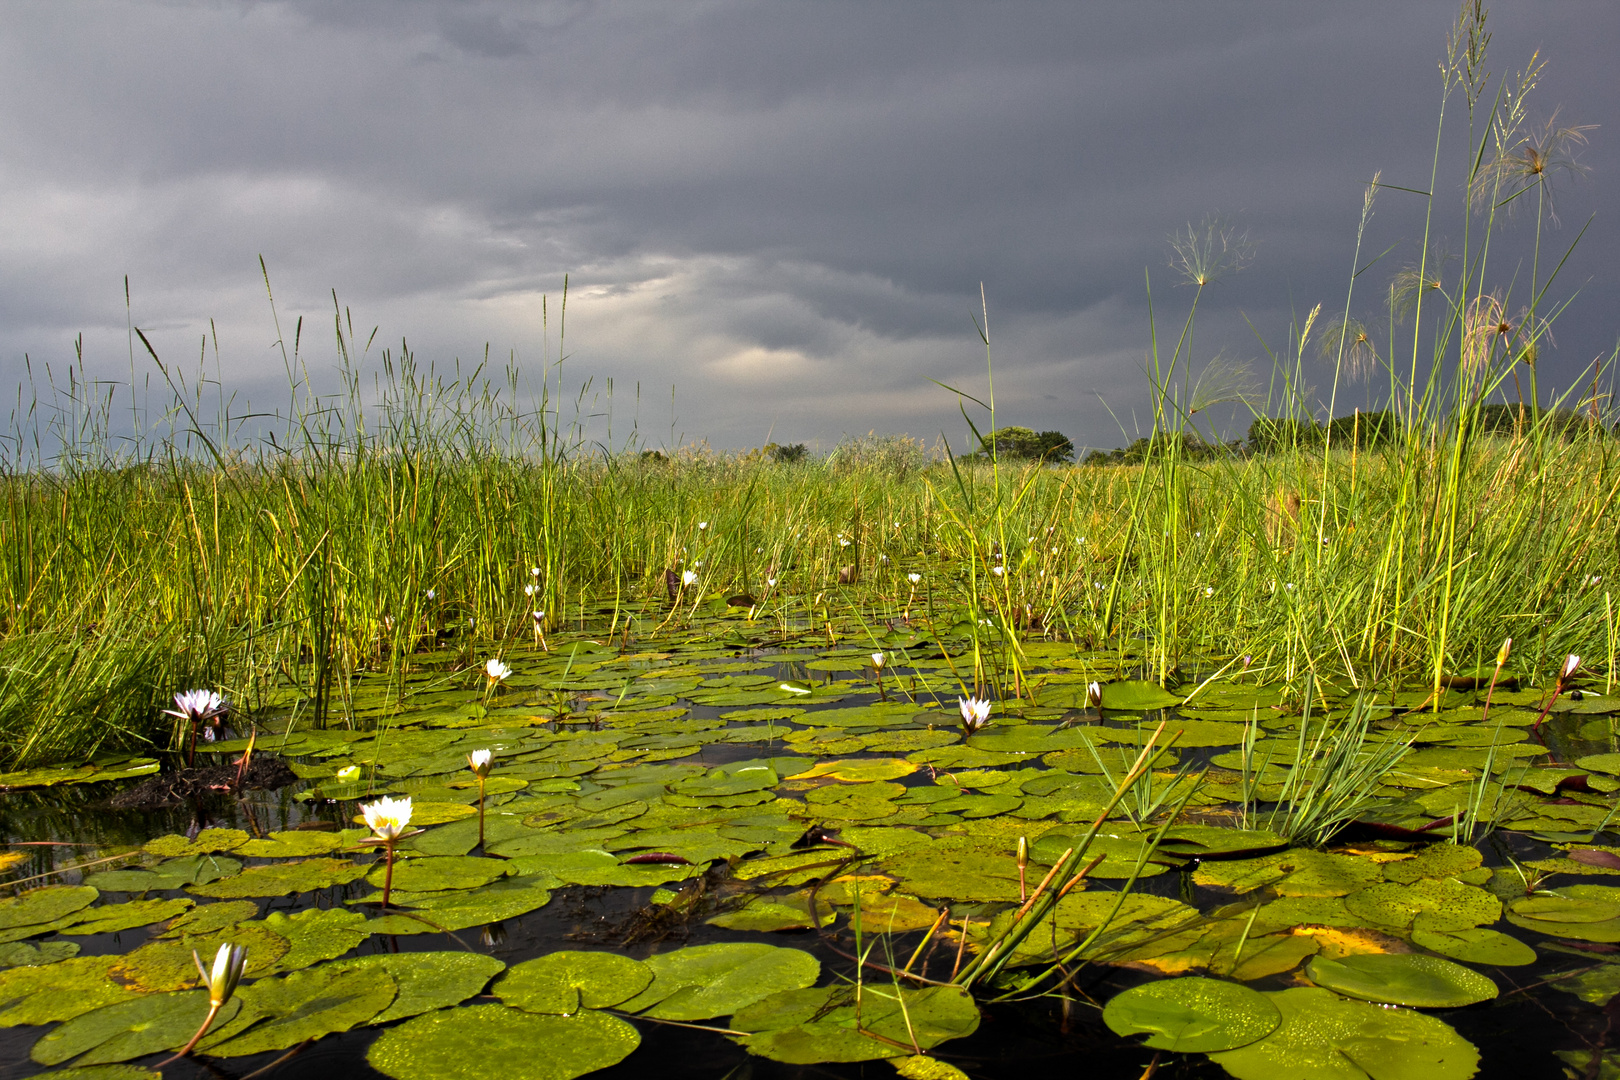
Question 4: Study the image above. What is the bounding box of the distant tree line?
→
[1080,406,1612,465]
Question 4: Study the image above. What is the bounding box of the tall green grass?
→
[0,0,1612,768]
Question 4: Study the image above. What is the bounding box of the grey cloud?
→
[0,0,1615,454]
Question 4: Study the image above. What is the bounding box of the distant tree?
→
[765,442,809,463]
[975,426,1075,463]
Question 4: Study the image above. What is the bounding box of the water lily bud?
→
[1562,654,1582,681]
[193,942,248,1008]
[1495,638,1513,669]
[1086,682,1103,708]
[467,749,493,778]
[871,652,885,670]
[1016,836,1029,870]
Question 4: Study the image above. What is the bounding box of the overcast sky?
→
[2,1,1615,455]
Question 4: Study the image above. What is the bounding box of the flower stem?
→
[156,1001,221,1068]
[477,778,487,849]
[381,839,396,913]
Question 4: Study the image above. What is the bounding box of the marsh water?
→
[4,607,1620,1080]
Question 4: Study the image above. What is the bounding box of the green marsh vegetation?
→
[5,3,1620,1077]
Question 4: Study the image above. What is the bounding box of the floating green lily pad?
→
[1207,986,1480,1080]
[0,885,98,931]
[1103,977,1281,1052]
[262,907,370,969]
[31,989,241,1066]
[201,962,396,1056]
[0,956,135,1026]
[368,855,508,893]
[327,951,507,1022]
[1099,681,1183,711]
[189,857,370,898]
[1304,953,1498,1007]
[367,1003,640,1080]
[111,924,290,992]
[731,984,979,1064]
[1410,927,1536,966]
[620,942,820,1020]
[57,897,193,936]
[495,951,654,1014]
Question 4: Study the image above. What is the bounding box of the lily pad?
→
[0,956,136,1026]
[731,984,979,1063]
[1099,681,1183,711]
[495,951,654,1014]
[367,1003,640,1080]
[1304,954,1498,1007]
[1410,927,1536,966]
[1103,977,1281,1053]
[367,855,508,893]
[620,942,820,1020]
[200,962,396,1056]
[57,898,193,936]
[262,907,370,969]
[327,951,507,1022]
[1207,986,1480,1080]
[189,857,370,898]
[0,885,98,931]
[31,989,242,1066]
[707,897,835,932]
[111,924,290,992]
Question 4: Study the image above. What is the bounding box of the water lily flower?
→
[907,573,922,585]
[426,588,436,600]
[468,749,494,848]
[524,583,538,596]
[164,689,229,767]
[362,795,413,842]
[484,657,513,683]
[957,696,993,735]
[158,942,247,1067]
[871,652,886,670]
[531,610,549,651]
[530,566,541,577]
[698,521,708,530]
[681,569,699,587]
[362,796,413,911]
[1563,654,1583,680]
[991,566,1005,576]
[1534,654,1585,733]
[1086,682,1103,709]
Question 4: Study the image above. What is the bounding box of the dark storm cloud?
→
[0,1,1614,453]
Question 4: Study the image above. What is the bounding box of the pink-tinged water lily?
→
[164,690,229,767]
[957,696,993,735]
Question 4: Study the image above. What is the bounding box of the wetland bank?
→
[5,3,1620,1077]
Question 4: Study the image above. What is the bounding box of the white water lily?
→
[530,566,541,577]
[682,569,699,586]
[467,748,493,778]
[1086,681,1104,708]
[1562,654,1582,680]
[957,696,993,734]
[907,573,922,585]
[361,796,413,842]
[871,652,886,670]
[484,657,513,683]
[698,521,708,530]
[524,583,538,596]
